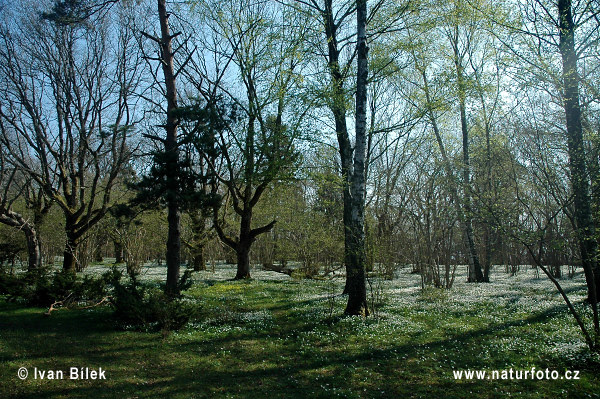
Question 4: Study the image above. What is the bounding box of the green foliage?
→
[0,268,111,307]
[132,98,229,215]
[178,269,194,292]
[109,269,198,332]
[252,179,344,277]
[0,225,26,269]
[0,272,22,299]
[108,203,169,274]
[41,0,88,25]
[41,0,117,26]
[0,265,199,331]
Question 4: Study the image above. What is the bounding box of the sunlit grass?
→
[1,264,599,398]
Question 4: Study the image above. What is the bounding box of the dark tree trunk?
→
[24,226,42,271]
[189,211,208,271]
[114,240,125,263]
[344,0,369,316]
[422,68,484,283]
[558,0,599,303]
[0,210,43,272]
[191,245,206,271]
[345,220,369,315]
[483,226,492,282]
[166,204,181,295]
[454,39,484,283]
[459,103,482,283]
[235,213,253,279]
[483,118,493,283]
[235,242,251,279]
[483,133,493,283]
[341,193,353,295]
[62,221,79,272]
[213,204,275,280]
[156,0,181,297]
[322,0,364,302]
[63,237,77,272]
[323,0,353,294]
[551,264,562,279]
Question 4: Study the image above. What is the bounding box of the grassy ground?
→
[1,264,599,398]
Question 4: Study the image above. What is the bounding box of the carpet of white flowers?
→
[84,261,598,367]
[4,261,598,399]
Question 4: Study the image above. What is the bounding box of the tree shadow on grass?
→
[1,297,595,399]
[6,305,589,399]
[0,306,162,363]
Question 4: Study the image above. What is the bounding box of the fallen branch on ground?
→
[44,295,111,316]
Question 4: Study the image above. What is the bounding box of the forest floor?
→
[1,263,599,398]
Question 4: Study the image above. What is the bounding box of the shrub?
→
[109,271,198,332]
[0,268,111,307]
[0,266,198,331]
[0,271,26,298]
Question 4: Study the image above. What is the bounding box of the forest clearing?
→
[1,262,599,398]
[1,0,600,397]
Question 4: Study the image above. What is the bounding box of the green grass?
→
[1,265,599,398]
